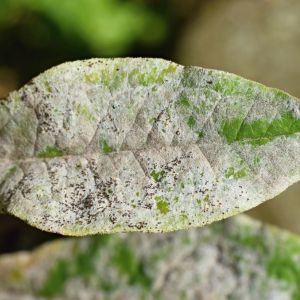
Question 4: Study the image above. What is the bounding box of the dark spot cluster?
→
[236,185,250,202]
[81,158,120,224]
[127,221,147,230]
[43,159,96,228]
[14,167,35,199]
[36,102,57,134]
[99,113,118,134]
[142,151,199,205]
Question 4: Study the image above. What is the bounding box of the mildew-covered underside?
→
[0,58,299,235]
[1,216,299,300]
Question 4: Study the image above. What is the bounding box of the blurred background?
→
[0,0,299,254]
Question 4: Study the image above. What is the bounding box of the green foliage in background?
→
[0,0,167,56]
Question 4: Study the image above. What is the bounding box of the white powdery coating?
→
[0,58,299,235]
[0,216,296,300]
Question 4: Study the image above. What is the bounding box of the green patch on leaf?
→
[128,64,177,87]
[158,64,177,81]
[220,112,300,145]
[197,195,210,205]
[150,170,165,182]
[75,104,96,121]
[84,72,101,83]
[187,116,196,128]
[272,88,291,101]
[43,80,52,93]
[179,213,189,227]
[231,224,300,300]
[100,139,113,154]
[6,165,17,178]
[176,96,191,108]
[203,195,210,202]
[213,74,255,97]
[225,167,247,179]
[37,146,64,159]
[39,236,110,297]
[154,196,170,214]
[229,224,267,253]
[254,156,261,166]
[221,118,244,144]
[112,241,151,287]
[196,130,204,139]
[267,237,300,300]
[39,259,70,297]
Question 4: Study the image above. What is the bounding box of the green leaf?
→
[0,58,299,235]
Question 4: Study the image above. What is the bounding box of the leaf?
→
[0,58,299,235]
[1,215,300,299]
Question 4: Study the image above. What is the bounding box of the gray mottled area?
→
[0,215,298,300]
[0,58,299,235]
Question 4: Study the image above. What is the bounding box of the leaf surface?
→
[1,215,300,299]
[0,58,299,235]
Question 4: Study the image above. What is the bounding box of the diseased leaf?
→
[0,58,299,235]
[0,215,300,299]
